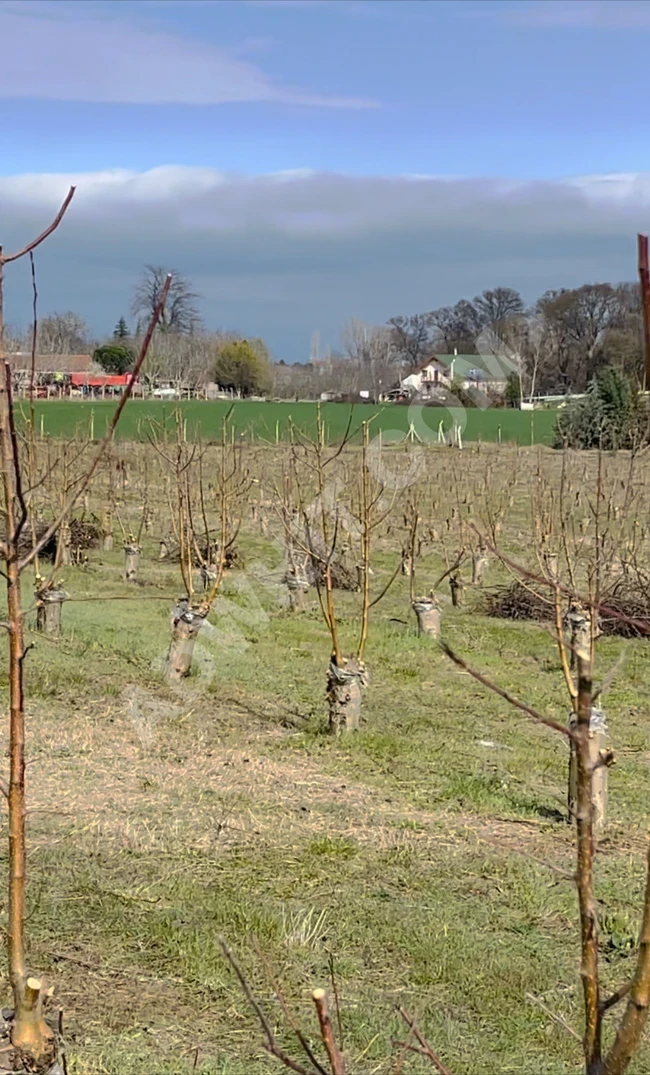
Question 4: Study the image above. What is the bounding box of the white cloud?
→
[0,165,647,358]
[0,0,375,107]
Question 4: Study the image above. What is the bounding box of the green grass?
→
[4,510,650,1074]
[17,399,559,445]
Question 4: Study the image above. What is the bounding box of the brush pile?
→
[483,580,552,622]
[599,581,650,638]
[69,517,102,550]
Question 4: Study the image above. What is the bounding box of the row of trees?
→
[5,267,646,399]
[6,265,274,396]
[388,282,644,395]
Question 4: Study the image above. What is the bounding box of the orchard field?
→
[17,399,559,445]
[4,430,650,1074]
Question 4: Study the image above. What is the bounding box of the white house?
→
[400,358,452,397]
[399,354,509,398]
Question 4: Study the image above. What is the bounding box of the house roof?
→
[70,373,133,387]
[6,353,96,374]
[424,354,513,383]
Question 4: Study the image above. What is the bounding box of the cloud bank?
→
[1,166,648,360]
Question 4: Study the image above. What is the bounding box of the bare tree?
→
[132,264,201,335]
[340,319,398,399]
[473,286,524,327]
[387,313,432,370]
[32,310,90,354]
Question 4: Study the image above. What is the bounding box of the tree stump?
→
[326,656,368,735]
[568,706,609,836]
[412,596,440,638]
[124,543,141,582]
[286,571,309,611]
[165,599,206,680]
[449,574,464,607]
[35,586,67,636]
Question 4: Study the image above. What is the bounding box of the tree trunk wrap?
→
[165,600,206,681]
[124,543,141,582]
[412,597,441,638]
[326,656,368,735]
[35,587,67,636]
[568,707,608,836]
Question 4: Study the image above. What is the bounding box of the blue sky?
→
[2,0,650,359]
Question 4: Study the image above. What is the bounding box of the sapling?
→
[0,191,170,1068]
[292,416,399,734]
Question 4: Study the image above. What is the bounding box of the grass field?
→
[17,399,559,445]
[4,442,650,1074]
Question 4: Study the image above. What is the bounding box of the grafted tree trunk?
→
[412,596,441,638]
[326,656,367,735]
[35,586,67,637]
[165,599,206,681]
[123,543,141,583]
[569,706,609,837]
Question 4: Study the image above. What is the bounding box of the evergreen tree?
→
[113,317,130,339]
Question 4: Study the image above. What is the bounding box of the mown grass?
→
[16,399,559,446]
[0,504,648,1074]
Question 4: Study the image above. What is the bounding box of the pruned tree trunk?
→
[567,602,591,671]
[165,599,206,681]
[472,548,488,585]
[449,574,464,607]
[569,706,609,836]
[200,564,217,592]
[286,571,309,611]
[57,524,71,567]
[124,543,141,583]
[412,596,440,638]
[326,656,367,735]
[35,587,67,637]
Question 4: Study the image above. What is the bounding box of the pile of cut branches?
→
[483,580,552,622]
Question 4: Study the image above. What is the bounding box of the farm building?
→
[7,352,98,396]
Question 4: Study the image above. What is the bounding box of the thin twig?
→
[439,641,576,740]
